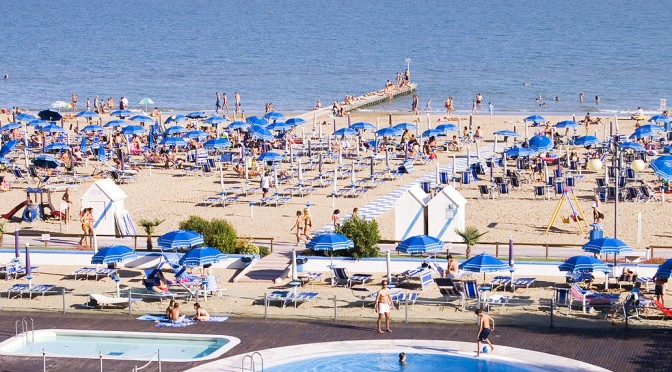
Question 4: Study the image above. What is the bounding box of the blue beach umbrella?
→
[350,122,376,131]
[41,124,66,134]
[81,125,105,133]
[493,129,521,137]
[104,120,129,128]
[15,113,37,123]
[28,119,49,127]
[504,147,533,157]
[186,111,207,119]
[618,142,645,152]
[179,247,226,268]
[110,109,133,118]
[375,127,402,137]
[263,112,285,121]
[650,155,672,180]
[583,238,632,255]
[257,151,284,162]
[396,235,444,255]
[246,116,269,126]
[333,127,357,137]
[555,120,579,129]
[422,128,444,137]
[528,135,553,153]
[158,230,204,250]
[204,115,228,125]
[306,233,354,253]
[184,130,209,139]
[164,125,187,136]
[228,121,250,131]
[159,137,188,147]
[91,245,137,265]
[76,111,100,119]
[459,253,509,273]
[121,125,147,135]
[38,110,62,121]
[630,124,664,139]
[266,121,294,132]
[285,118,308,126]
[558,255,608,273]
[44,143,71,152]
[394,122,418,131]
[573,135,600,147]
[655,258,672,279]
[129,115,154,124]
[32,154,62,169]
[0,123,22,131]
[164,114,187,124]
[203,138,232,150]
[524,115,545,124]
[249,124,273,141]
[649,115,670,124]
[436,123,459,133]
[0,140,18,156]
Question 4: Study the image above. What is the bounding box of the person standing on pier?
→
[404,68,410,83]
[412,95,419,115]
[234,92,241,114]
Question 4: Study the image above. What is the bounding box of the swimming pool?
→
[0,329,240,362]
[188,340,608,372]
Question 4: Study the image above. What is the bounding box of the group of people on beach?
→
[165,299,210,322]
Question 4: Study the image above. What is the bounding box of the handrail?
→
[15,317,34,345]
[251,351,264,371]
[241,354,254,372]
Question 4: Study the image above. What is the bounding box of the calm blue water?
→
[266,352,539,372]
[0,1,669,114]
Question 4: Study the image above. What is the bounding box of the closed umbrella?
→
[25,243,33,289]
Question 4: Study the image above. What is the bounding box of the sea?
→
[0,0,669,116]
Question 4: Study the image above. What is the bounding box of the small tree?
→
[454,226,487,259]
[179,216,237,254]
[336,217,381,259]
[137,218,165,250]
[0,221,6,248]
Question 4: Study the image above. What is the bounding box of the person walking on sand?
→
[71,92,78,112]
[222,92,229,113]
[78,208,94,247]
[62,188,72,224]
[290,210,307,245]
[475,309,495,356]
[234,92,241,114]
[471,99,478,114]
[591,196,604,223]
[332,209,341,228]
[260,171,272,197]
[375,280,395,333]
[412,95,419,115]
[215,92,221,113]
[302,208,313,240]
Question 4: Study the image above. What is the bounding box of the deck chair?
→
[512,277,536,291]
[290,291,319,308]
[88,294,141,309]
[461,280,480,310]
[199,274,227,299]
[72,267,96,280]
[653,300,672,320]
[490,276,511,291]
[266,290,293,308]
[533,185,546,199]
[478,184,493,199]
[11,167,29,183]
[419,270,434,290]
[437,280,465,310]
[569,283,620,314]
[639,185,660,202]
[621,290,643,320]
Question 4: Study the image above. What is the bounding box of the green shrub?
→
[258,245,270,257]
[179,216,237,254]
[335,217,381,259]
[235,238,260,255]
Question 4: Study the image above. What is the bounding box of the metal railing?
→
[15,316,34,345]
[242,351,264,372]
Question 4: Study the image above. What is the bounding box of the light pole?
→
[612,135,620,240]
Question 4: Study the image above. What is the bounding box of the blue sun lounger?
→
[267,290,293,308]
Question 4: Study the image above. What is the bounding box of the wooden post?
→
[545,244,549,258]
[133,236,138,250]
[495,243,499,258]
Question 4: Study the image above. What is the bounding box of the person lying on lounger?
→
[193,302,210,321]
[152,271,170,293]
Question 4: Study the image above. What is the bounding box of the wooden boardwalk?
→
[0,312,670,371]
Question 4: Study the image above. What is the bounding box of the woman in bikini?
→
[193,302,210,321]
[290,210,306,245]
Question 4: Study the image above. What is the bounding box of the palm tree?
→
[454,226,487,259]
[137,218,165,251]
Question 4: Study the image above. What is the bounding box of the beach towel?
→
[137,314,228,327]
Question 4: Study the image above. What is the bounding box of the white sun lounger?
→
[88,294,141,309]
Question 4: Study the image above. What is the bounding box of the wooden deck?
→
[0,312,671,371]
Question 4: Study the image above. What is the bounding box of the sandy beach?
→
[1,111,670,252]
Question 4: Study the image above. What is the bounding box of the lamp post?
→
[612,136,619,240]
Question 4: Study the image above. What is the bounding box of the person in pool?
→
[475,309,495,356]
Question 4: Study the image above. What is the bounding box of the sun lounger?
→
[0,264,40,280]
[6,284,55,300]
[72,267,96,280]
[636,277,654,291]
[485,295,536,312]
[93,268,116,280]
[331,267,372,287]
[267,290,293,308]
[351,287,374,308]
[490,276,511,291]
[569,283,620,313]
[290,291,319,308]
[88,294,141,309]
[392,291,419,308]
[653,300,672,320]
[512,277,536,291]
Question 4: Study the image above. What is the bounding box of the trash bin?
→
[590,229,603,240]
[566,177,575,187]
[461,172,471,184]
[296,258,308,272]
[421,181,431,194]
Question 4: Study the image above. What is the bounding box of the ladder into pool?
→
[241,351,264,371]
[15,316,34,345]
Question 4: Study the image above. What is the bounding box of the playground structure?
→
[1,187,65,223]
[545,186,589,234]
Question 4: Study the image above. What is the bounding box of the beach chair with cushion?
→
[569,283,620,314]
[461,280,481,310]
[139,279,179,303]
[93,268,116,280]
[437,281,465,310]
[419,270,434,291]
[432,263,446,278]
[198,275,227,299]
[512,277,536,291]
[486,295,536,313]
[72,267,96,280]
[5,283,29,298]
[88,293,141,309]
[490,276,511,291]
[290,291,319,308]
[266,290,293,308]
[636,277,654,292]
[7,284,55,300]
[652,300,672,320]
[393,291,419,309]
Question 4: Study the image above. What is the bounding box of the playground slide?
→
[1,200,28,220]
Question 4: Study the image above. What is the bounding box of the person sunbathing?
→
[169,302,184,321]
[152,271,170,293]
[193,302,210,321]
[165,299,175,318]
[621,267,637,282]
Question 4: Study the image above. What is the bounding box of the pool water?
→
[266,352,540,372]
[0,330,239,361]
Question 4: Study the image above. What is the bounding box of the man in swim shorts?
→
[475,309,495,356]
[375,280,395,333]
